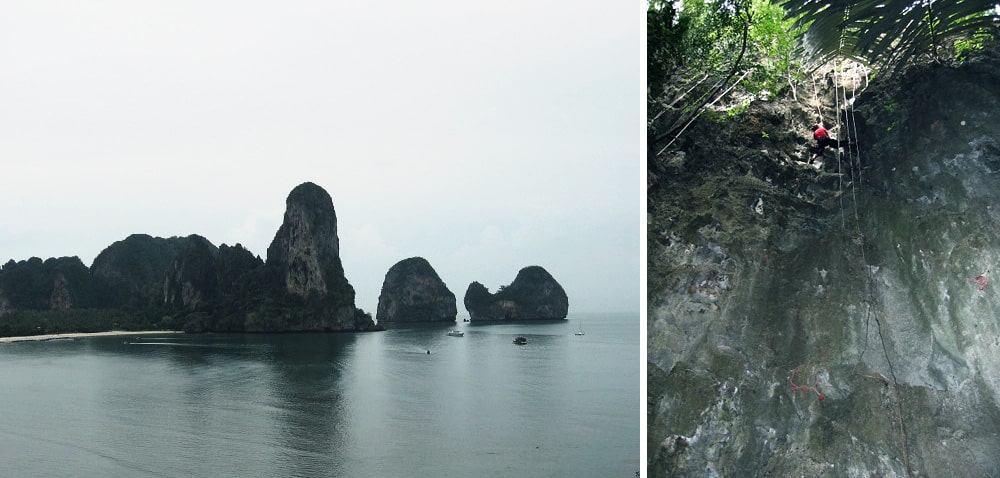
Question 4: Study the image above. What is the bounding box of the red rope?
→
[969,275,988,291]
[789,367,825,401]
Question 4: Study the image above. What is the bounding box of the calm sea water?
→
[0,312,638,477]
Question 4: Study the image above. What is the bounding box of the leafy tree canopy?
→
[648,0,999,167]
[648,0,805,160]
[781,0,999,71]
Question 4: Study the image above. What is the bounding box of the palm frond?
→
[781,0,1000,70]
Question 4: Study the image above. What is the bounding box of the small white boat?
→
[575,321,585,336]
[447,330,464,337]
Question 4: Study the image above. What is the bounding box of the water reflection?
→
[266,333,355,476]
[93,332,360,476]
[0,313,638,477]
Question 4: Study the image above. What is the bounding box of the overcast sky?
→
[1,1,640,315]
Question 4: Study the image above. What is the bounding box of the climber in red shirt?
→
[810,123,852,164]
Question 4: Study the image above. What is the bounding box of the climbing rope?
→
[833,58,844,229]
[849,64,863,208]
[810,73,824,126]
[831,4,912,475]
[789,366,826,400]
[843,62,914,478]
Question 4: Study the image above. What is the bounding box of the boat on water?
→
[447,330,464,337]
[513,336,528,345]
[575,321,585,336]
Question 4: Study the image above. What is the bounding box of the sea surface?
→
[0,312,638,477]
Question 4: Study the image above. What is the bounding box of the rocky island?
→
[463,266,568,321]
[376,257,457,323]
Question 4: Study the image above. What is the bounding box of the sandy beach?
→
[0,330,183,344]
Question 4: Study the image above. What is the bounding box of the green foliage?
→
[884,99,896,114]
[780,0,999,71]
[0,308,162,337]
[746,0,807,98]
[0,256,99,309]
[467,266,567,313]
[463,281,492,310]
[648,0,806,159]
[647,0,684,98]
[954,28,994,63]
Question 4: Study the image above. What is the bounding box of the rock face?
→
[0,182,378,333]
[464,266,568,321]
[163,235,219,309]
[264,182,365,331]
[49,273,73,310]
[92,234,202,307]
[648,51,1000,476]
[0,256,95,313]
[215,243,265,298]
[267,182,347,298]
[376,257,457,323]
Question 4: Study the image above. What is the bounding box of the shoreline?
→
[0,330,184,344]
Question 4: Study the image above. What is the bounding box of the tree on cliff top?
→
[648,0,999,169]
[648,0,804,161]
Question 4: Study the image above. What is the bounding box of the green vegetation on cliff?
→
[464,266,569,321]
[0,183,378,337]
[648,2,1000,475]
[648,0,998,164]
[648,0,805,159]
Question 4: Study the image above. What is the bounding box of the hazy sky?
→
[1,1,640,315]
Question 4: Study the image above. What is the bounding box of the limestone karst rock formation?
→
[0,256,92,312]
[92,234,199,307]
[376,257,457,323]
[0,182,379,333]
[264,181,372,331]
[463,265,568,321]
[163,235,219,309]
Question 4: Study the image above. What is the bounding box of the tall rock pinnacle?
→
[264,182,360,330]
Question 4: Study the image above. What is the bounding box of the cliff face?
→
[648,49,1000,476]
[92,234,206,308]
[163,235,219,309]
[0,182,378,334]
[158,183,374,332]
[0,256,93,312]
[376,257,457,323]
[266,183,348,297]
[216,243,266,298]
[464,266,568,321]
[263,182,369,331]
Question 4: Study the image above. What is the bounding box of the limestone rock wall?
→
[648,51,1000,477]
[464,266,568,321]
[376,257,457,323]
[92,234,203,307]
[0,256,95,312]
[163,235,219,309]
[264,182,360,330]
